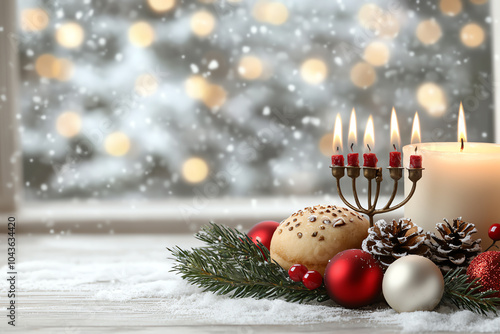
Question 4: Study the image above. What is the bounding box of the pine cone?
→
[427,218,481,273]
[362,218,431,270]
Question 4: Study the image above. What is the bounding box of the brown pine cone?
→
[427,218,481,273]
[362,218,431,270]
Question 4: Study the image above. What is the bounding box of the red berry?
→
[302,270,323,290]
[488,223,500,241]
[288,264,308,282]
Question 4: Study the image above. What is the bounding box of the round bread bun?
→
[270,204,370,276]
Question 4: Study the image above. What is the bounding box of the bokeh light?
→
[185,75,209,99]
[300,58,327,85]
[129,21,155,47]
[238,56,264,80]
[439,0,462,16]
[416,19,442,45]
[319,133,334,156]
[35,54,57,78]
[56,111,82,138]
[470,0,488,4]
[190,11,216,37]
[417,82,447,117]
[202,84,227,110]
[376,14,400,39]
[147,0,176,13]
[182,157,209,183]
[253,1,289,25]
[56,22,85,49]
[105,132,131,157]
[363,42,390,66]
[21,8,49,31]
[350,62,376,88]
[135,74,159,97]
[460,23,485,48]
[358,4,383,30]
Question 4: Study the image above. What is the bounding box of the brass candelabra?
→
[330,165,424,227]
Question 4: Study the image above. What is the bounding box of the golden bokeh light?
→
[417,82,447,117]
[440,0,462,16]
[319,133,334,157]
[147,0,176,13]
[35,54,57,78]
[363,42,390,66]
[190,11,216,37]
[350,62,376,88]
[56,22,85,49]
[358,4,383,30]
[135,74,159,97]
[56,111,82,138]
[416,19,442,45]
[300,58,328,85]
[21,8,49,31]
[202,84,227,110]
[185,75,209,99]
[52,58,74,81]
[253,1,289,25]
[129,21,155,47]
[182,157,209,183]
[238,56,264,80]
[470,0,488,4]
[105,132,131,157]
[460,23,485,48]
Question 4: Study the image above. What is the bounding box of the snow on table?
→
[0,234,498,333]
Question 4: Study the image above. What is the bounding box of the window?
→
[1,1,499,228]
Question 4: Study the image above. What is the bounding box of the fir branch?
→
[441,268,500,316]
[167,222,329,303]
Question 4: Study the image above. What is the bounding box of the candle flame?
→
[390,107,401,151]
[332,113,343,153]
[364,115,375,152]
[348,108,357,152]
[458,102,467,152]
[411,112,421,145]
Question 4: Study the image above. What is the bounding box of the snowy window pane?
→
[18,0,493,200]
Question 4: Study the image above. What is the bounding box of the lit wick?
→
[461,138,464,152]
[367,144,371,152]
[351,143,354,152]
[393,144,397,151]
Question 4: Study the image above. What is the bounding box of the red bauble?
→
[324,249,384,308]
[466,251,500,298]
[288,264,308,282]
[302,270,323,290]
[247,221,280,251]
[488,224,500,241]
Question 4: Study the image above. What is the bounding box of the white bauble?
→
[382,255,444,312]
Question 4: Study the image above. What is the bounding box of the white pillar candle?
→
[403,142,500,244]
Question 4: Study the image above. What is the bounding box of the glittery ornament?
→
[383,255,444,312]
[466,251,500,298]
[324,249,384,308]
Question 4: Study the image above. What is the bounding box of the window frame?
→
[1,1,499,233]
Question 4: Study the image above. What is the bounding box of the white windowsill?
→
[12,196,403,233]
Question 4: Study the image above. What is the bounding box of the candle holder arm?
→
[382,180,418,212]
[383,180,399,209]
[371,178,382,213]
[351,178,366,211]
[335,177,363,213]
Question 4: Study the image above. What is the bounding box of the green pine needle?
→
[441,268,500,316]
[167,222,329,303]
[168,223,500,314]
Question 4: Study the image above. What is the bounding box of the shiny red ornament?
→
[288,264,308,282]
[324,249,384,308]
[302,270,323,290]
[247,221,280,251]
[466,251,500,298]
[488,224,500,241]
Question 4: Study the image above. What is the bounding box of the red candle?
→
[363,153,378,167]
[409,155,422,168]
[389,151,401,167]
[331,155,345,166]
[347,153,359,167]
